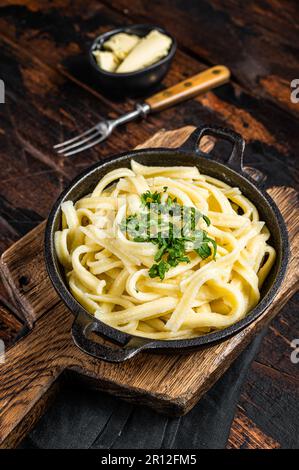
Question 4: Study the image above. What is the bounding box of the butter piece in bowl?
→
[117,30,172,73]
[89,25,176,92]
[103,32,140,60]
[92,50,119,72]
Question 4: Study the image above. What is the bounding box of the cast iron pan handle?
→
[72,311,155,362]
[180,125,267,185]
[179,125,245,172]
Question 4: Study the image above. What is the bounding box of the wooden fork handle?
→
[145,65,230,113]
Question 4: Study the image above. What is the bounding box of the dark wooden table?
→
[0,0,298,449]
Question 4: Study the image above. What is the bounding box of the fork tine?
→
[56,128,102,154]
[53,124,99,149]
[62,133,108,157]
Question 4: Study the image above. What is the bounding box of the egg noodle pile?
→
[55,160,275,340]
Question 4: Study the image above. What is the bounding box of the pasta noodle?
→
[54,160,276,340]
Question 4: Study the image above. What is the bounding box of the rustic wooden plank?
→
[0,0,298,449]
[237,361,299,448]
[105,0,299,117]
[0,126,298,449]
[227,406,280,449]
[0,296,23,347]
[0,221,59,326]
[0,34,231,217]
[0,380,60,449]
[256,290,299,378]
[0,302,72,447]
[0,0,298,163]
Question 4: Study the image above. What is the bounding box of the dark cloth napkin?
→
[19,330,265,449]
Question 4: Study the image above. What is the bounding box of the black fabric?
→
[19,331,265,449]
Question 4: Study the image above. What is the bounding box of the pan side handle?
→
[72,312,155,363]
[179,125,267,185]
[179,125,245,172]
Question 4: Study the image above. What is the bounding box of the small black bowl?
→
[89,24,176,93]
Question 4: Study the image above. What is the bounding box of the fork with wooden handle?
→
[54,65,230,156]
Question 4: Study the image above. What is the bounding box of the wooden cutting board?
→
[0,126,298,449]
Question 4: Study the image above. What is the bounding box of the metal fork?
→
[54,66,230,157]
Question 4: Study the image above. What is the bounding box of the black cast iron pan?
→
[45,125,289,362]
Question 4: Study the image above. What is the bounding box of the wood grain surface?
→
[0,0,298,449]
[0,126,298,448]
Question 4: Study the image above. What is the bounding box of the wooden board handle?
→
[0,306,72,448]
[145,65,230,112]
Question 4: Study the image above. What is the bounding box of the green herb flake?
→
[120,190,217,280]
[140,191,161,207]
[195,232,217,260]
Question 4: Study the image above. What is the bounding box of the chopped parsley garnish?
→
[140,190,161,207]
[120,191,217,280]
